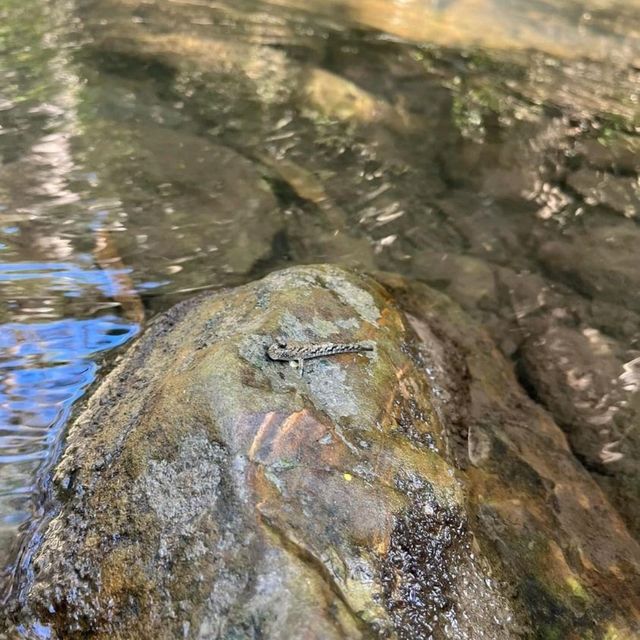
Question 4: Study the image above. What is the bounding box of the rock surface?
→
[6,265,640,639]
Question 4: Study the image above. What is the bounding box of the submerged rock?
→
[78,122,284,293]
[517,324,640,536]
[7,265,640,639]
[566,168,639,219]
[539,223,640,313]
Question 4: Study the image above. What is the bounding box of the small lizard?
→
[267,336,374,376]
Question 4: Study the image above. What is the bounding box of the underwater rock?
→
[567,168,639,219]
[80,122,284,291]
[406,251,498,313]
[518,324,624,463]
[575,133,640,175]
[539,223,640,314]
[7,265,640,639]
[517,323,640,537]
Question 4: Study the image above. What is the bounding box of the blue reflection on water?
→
[0,316,138,563]
[0,262,135,298]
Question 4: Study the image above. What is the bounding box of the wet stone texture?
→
[5,265,640,639]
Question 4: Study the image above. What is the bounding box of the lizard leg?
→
[298,359,304,377]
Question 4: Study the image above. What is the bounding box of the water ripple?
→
[0,316,138,570]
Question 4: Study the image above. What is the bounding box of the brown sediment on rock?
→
[6,265,640,639]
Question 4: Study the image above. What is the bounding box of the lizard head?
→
[266,335,288,361]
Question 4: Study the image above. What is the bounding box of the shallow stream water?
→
[0,0,639,608]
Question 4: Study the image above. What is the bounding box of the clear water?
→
[0,0,639,599]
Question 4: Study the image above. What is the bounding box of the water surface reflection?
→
[0,316,137,570]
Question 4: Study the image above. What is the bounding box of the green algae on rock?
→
[7,265,640,639]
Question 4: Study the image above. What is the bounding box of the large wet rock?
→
[7,265,640,639]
